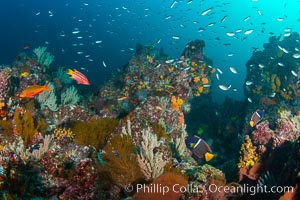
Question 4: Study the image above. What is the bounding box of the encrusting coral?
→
[171,96,184,111]
[238,135,259,169]
[0,41,225,199]
[54,127,75,143]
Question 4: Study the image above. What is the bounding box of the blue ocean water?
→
[1,0,299,103]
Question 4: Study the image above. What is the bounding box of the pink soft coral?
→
[252,121,273,145]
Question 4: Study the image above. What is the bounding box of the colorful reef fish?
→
[67,69,90,85]
[20,82,51,98]
[249,109,264,127]
[185,135,214,162]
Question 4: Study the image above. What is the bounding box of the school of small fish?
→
[29,1,300,96]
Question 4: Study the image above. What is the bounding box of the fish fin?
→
[257,110,264,118]
[44,82,51,91]
[249,120,254,127]
[204,152,214,162]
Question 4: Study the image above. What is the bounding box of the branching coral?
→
[29,134,56,160]
[57,67,72,84]
[33,46,54,67]
[174,125,188,157]
[61,86,80,107]
[38,82,58,111]
[8,134,56,161]
[102,134,143,189]
[137,127,167,181]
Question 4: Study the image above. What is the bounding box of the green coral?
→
[33,46,54,68]
[238,135,259,169]
[37,82,58,111]
[57,67,72,84]
[61,86,80,107]
[72,118,119,150]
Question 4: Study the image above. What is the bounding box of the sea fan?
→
[257,171,278,189]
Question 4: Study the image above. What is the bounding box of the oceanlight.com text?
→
[127,183,294,196]
[208,184,294,196]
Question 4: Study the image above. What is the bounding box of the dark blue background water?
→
[1,0,299,103]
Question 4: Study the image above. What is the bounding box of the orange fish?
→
[20,82,51,98]
[67,69,90,85]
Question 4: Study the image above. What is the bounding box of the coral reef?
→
[237,33,300,198]
[0,40,232,199]
[245,32,300,105]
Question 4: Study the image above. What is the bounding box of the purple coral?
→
[252,121,273,145]
[59,158,98,200]
[275,118,299,141]
[0,67,10,101]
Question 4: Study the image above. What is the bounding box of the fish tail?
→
[44,82,51,91]
[67,69,74,76]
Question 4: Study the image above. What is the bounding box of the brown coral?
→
[13,109,47,146]
[133,172,188,200]
[73,118,118,150]
[101,134,144,190]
